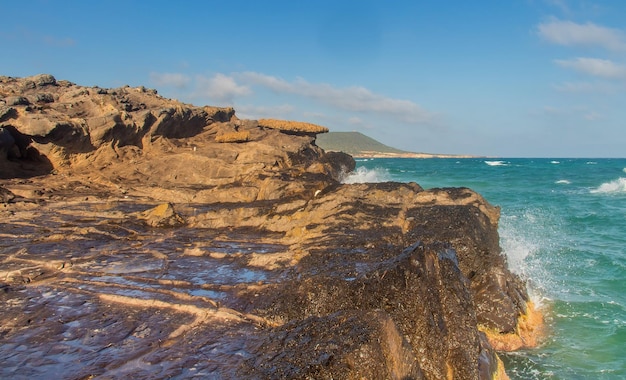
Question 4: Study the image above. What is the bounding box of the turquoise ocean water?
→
[344,158,626,379]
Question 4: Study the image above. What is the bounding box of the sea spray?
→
[350,157,626,379]
[341,166,390,184]
[498,208,560,307]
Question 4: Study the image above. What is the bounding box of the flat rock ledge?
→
[0,75,543,379]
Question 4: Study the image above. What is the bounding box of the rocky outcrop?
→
[0,75,344,194]
[0,75,542,379]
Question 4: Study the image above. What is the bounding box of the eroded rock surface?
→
[0,75,542,379]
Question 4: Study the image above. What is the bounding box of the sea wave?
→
[555,179,571,185]
[590,177,626,194]
[551,160,560,164]
[499,208,562,308]
[341,167,390,184]
[484,160,508,166]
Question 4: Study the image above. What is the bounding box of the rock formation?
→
[0,75,542,379]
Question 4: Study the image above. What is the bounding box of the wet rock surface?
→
[0,75,542,379]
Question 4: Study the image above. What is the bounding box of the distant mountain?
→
[316,131,406,156]
[316,131,475,158]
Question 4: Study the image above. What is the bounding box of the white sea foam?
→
[341,167,390,184]
[500,216,538,276]
[623,168,626,173]
[499,209,559,307]
[484,160,508,166]
[551,161,560,164]
[590,177,626,194]
[555,179,571,184]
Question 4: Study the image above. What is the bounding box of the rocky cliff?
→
[0,75,543,379]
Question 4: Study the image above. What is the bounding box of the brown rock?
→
[139,203,185,227]
[241,310,425,379]
[0,75,541,380]
[0,186,15,203]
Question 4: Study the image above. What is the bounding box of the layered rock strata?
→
[0,75,542,379]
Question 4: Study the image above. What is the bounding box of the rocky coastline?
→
[0,74,543,379]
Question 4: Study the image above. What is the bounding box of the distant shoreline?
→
[315,132,482,159]
[348,151,482,159]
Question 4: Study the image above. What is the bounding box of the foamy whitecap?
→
[551,161,560,164]
[341,167,390,184]
[590,177,626,194]
[555,180,571,185]
[485,160,508,166]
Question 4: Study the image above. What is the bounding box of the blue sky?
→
[2,1,625,157]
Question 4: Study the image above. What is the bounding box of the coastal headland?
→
[0,75,543,379]
[316,131,479,159]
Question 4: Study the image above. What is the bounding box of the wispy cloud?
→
[235,104,295,119]
[534,105,604,123]
[584,111,603,121]
[237,72,435,124]
[348,116,364,125]
[149,72,191,88]
[552,81,618,93]
[555,57,626,79]
[148,71,436,125]
[1,27,76,47]
[194,73,252,103]
[537,19,626,51]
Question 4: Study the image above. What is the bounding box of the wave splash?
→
[341,167,390,184]
[590,177,626,194]
[500,213,539,277]
[499,209,558,307]
[485,160,508,166]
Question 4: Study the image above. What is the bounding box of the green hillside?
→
[316,131,408,155]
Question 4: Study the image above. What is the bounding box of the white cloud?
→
[552,81,618,93]
[537,19,626,51]
[554,57,626,79]
[534,105,604,123]
[237,72,434,124]
[149,72,191,88]
[195,73,252,104]
[235,104,294,119]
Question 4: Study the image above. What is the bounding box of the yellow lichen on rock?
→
[139,203,185,227]
[494,355,511,380]
[215,130,250,143]
[258,119,329,134]
[480,301,546,351]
